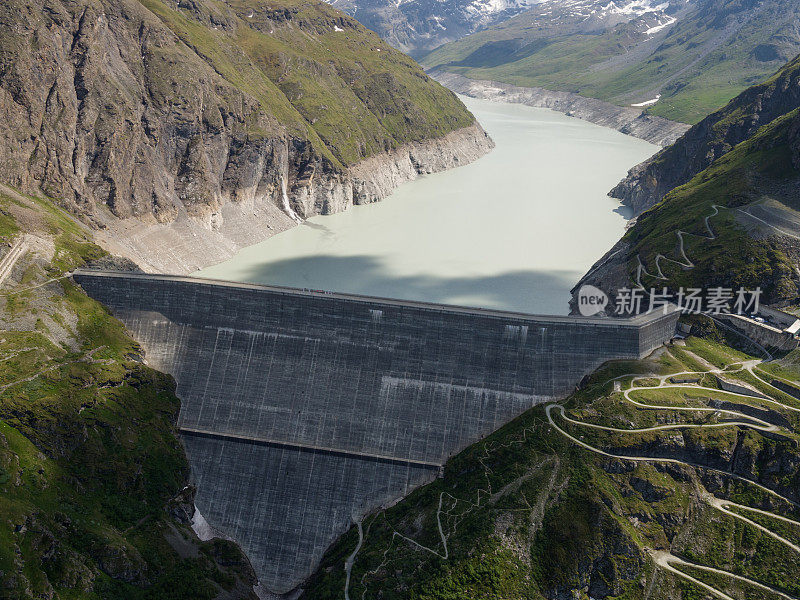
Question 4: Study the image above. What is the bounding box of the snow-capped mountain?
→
[472,0,689,40]
[525,0,682,28]
[327,0,688,57]
[425,0,800,124]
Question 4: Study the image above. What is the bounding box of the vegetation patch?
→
[304,337,800,599]
[0,189,257,598]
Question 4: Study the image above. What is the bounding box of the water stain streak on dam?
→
[73,270,678,593]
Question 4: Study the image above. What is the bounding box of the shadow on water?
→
[613,204,634,219]
[298,220,332,232]
[231,254,580,315]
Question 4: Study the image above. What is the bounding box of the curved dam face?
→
[73,270,678,594]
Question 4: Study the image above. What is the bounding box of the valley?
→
[197,96,659,315]
[423,0,800,125]
[1,0,800,597]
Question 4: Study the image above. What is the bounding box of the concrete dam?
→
[73,270,679,594]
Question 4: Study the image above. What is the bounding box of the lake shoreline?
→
[94,121,493,275]
[197,97,658,315]
[430,70,690,147]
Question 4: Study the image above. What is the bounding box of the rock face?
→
[94,121,492,273]
[431,71,690,147]
[424,0,800,126]
[611,54,800,215]
[0,0,492,273]
[572,104,800,313]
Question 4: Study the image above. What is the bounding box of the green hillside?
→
[0,188,257,598]
[624,106,800,299]
[137,0,474,167]
[423,0,800,124]
[303,331,800,599]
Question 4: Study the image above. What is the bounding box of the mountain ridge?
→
[327,0,688,59]
[325,0,542,58]
[0,0,492,273]
[610,54,800,215]
[422,0,800,125]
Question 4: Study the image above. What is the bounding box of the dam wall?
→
[73,270,678,594]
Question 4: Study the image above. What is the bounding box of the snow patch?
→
[631,94,661,107]
[597,0,670,17]
[431,15,448,30]
[645,15,676,34]
[280,178,304,223]
[465,0,541,17]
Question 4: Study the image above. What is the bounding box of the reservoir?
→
[197,96,657,314]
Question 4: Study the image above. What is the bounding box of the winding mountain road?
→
[0,235,27,288]
[652,550,798,600]
[547,351,800,599]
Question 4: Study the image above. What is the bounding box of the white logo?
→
[578,285,608,316]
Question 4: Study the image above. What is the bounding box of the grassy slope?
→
[0,190,255,599]
[303,332,800,599]
[423,0,800,124]
[139,0,474,168]
[624,107,800,298]
[614,52,800,202]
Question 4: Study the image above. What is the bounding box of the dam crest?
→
[73,270,679,594]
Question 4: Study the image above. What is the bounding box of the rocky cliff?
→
[423,0,800,125]
[574,103,800,311]
[0,188,262,599]
[0,0,493,273]
[431,71,690,147]
[302,331,800,600]
[95,120,492,273]
[611,54,800,216]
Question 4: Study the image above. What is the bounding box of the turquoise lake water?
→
[197,96,657,315]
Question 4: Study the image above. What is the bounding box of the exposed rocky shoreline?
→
[95,122,494,274]
[0,0,494,278]
[610,55,800,216]
[430,70,690,148]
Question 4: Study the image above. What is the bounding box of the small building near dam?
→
[73,270,679,594]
